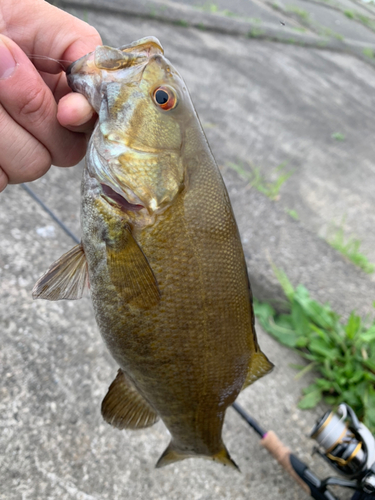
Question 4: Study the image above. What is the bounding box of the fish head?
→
[67,37,194,220]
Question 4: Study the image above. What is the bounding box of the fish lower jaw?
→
[101,183,144,212]
[100,182,172,220]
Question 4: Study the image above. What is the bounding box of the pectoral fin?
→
[32,244,88,301]
[242,352,274,389]
[102,369,159,429]
[106,225,161,309]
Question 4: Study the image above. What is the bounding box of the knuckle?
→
[20,142,51,180]
[10,139,51,183]
[0,103,51,183]
[18,85,52,124]
[54,136,87,168]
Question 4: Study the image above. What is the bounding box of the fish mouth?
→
[100,184,144,212]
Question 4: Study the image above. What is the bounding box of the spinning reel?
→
[233,402,375,500]
[309,403,375,499]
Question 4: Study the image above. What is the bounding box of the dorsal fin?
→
[101,369,159,430]
[32,244,88,301]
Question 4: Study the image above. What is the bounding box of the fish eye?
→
[153,86,177,110]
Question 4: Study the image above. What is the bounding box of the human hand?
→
[0,0,102,192]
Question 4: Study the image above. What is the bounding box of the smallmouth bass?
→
[33,37,273,469]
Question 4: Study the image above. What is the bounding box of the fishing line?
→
[21,182,254,420]
[20,183,80,244]
[26,54,73,71]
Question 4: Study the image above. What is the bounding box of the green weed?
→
[328,227,375,274]
[318,26,344,40]
[198,3,236,17]
[331,132,345,141]
[363,47,375,59]
[254,269,375,433]
[247,28,265,38]
[176,19,189,27]
[286,209,299,220]
[286,5,310,23]
[227,161,293,200]
[204,3,218,13]
[344,10,355,19]
[342,10,375,31]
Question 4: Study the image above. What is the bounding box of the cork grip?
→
[261,431,311,494]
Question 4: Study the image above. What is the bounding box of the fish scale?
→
[33,36,273,469]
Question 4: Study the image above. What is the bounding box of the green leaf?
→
[324,395,339,405]
[309,338,338,360]
[359,326,375,343]
[291,300,310,336]
[269,328,299,347]
[294,362,317,380]
[295,337,309,348]
[298,388,322,409]
[253,300,275,322]
[254,268,375,433]
[271,263,294,301]
[345,312,361,340]
[314,377,333,390]
[364,359,375,371]
[275,314,295,331]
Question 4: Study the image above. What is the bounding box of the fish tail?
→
[155,442,239,471]
[155,442,189,469]
[212,446,240,471]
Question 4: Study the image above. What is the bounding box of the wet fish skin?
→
[33,37,273,469]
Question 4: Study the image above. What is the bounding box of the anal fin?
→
[101,369,159,430]
[242,351,274,390]
[32,244,88,301]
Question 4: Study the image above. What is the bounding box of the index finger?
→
[0,0,102,73]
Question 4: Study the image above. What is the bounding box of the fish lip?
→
[100,183,144,212]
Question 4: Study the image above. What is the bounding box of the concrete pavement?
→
[1,0,375,498]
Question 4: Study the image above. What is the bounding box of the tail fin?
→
[155,442,239,471]
[212,447,240,471]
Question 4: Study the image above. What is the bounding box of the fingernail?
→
[0,37,16,80]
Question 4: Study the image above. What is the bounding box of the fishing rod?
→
[22,183,375,500]
[232,402,375,500]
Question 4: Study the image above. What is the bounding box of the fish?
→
[33,36,273,469]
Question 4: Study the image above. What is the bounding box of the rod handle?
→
[261,430,311,494]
